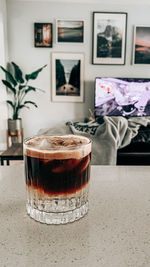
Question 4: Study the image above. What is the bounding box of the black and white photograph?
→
[133,26,150,64]
[56,20,84,43]
[51,52,84,102]
[34,23,53,47]
[92,12,127,65]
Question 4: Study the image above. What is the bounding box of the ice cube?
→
[38,138,53,150]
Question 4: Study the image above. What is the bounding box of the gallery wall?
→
[5,0,150,140]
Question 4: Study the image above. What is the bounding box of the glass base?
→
[26,184,89,224]
[26,202,88,224]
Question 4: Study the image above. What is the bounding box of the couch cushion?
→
[70,121,100,135]
[132,124,150,143]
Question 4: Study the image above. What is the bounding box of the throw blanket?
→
[38,116,150,165]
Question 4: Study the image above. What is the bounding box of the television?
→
[95,77,150,117]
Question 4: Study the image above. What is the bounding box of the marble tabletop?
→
[0,164,150,267]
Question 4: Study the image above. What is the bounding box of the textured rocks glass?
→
[24,135,91,224]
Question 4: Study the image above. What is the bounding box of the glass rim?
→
[23,134,91,153]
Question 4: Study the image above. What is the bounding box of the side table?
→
[0,143,23,165]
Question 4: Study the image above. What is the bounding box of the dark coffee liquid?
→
[25,153,91,195]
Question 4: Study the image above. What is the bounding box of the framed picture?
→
[56,20,84,43]
[51,52,84,102]
[92,12,127,65]
[34,23,53,47]
[133,26,150,64]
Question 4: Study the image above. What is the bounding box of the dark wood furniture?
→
[0,143,23,166]
[117,142,150,165]
[117,124,150,165]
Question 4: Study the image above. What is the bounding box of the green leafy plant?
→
[0,62,47,119]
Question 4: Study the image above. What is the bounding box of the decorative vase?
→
[8,118,22,134]
[7,118,23,145]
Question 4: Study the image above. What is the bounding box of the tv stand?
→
[117,124,150,165]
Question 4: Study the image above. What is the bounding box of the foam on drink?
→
[24,135,91,160]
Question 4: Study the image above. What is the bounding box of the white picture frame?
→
[56,19,84,43]
[51,52,84,102]
[92,12,127,65]
[132,25,150,65]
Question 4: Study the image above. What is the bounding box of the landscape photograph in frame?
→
[56,20,84,43]
[92,12,127,65]
[133,26,150,64]
[51,52,84,102]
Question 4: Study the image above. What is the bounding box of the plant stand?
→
[6,129,24,148]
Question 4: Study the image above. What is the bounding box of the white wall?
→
[5,0,150,139]
[0,0,8,150]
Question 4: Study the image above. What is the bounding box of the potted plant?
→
[0,62,47,135]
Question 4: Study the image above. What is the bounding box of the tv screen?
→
[95,77,150,117]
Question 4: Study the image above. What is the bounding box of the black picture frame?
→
[34,23,53,48]
[92,12,127,65]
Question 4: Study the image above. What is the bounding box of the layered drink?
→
[24,135,91,224]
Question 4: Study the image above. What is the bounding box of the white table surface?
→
[0,165,150,267]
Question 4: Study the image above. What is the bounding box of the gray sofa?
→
[38,116,150,165]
